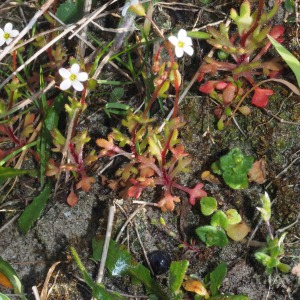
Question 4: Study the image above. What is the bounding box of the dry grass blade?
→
[40,261,61,300]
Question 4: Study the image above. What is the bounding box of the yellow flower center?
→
[70,74,77,81]
[4,33,10,40]
[178,41,184,48]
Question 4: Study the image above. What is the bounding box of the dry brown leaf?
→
[248,159,266,184]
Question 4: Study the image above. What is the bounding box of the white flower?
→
[168,29,194,58]
[59,63,88,91]
[121,0,138,16]
[0,23,19,46]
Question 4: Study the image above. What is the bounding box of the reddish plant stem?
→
[240,0,264,48]
[6,126,21,145]
[69,142,80,166]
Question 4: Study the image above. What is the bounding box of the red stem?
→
[240,0,264,48]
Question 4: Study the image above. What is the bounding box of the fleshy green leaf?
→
[168,260,189,295]
[211,211,229,229]
[187,31,211,39]
[17,183,52,234]
[196,226,228,247]
[225,209,242,225]
[200,197,218,216]
[210,262,227,296]
[56,0,85,24]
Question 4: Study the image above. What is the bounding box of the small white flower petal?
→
[178,29,187,40]
[175,47,184,58]
[184,45,194,56]
[71,63,80,74]
[0,28,4,35]
[60,79,72,90]
[5,38,12,45]
[4,23,13,32]
[185,37,193,46]
[77,72,88,82]
[59,68,71,78]
[0,37,5,47]
[10,30,19,38]
[72,80,84,91]
[168,36,178,47]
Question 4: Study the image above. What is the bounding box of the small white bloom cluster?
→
[0,23,19,47]
[59,63,88,92]
[168,29,194,58]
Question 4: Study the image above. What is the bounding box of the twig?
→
[0,212,21,234]
[95,205,116,284]
[32,286,41,300]
[133,224,155,275]
[115,204,146,243]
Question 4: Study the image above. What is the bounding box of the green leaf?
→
[0,293,11,300]
[168,260,189,294]
[210,262,227,296]
[257,192,271,222]
[268,34,300,87]
[70,247,125,300]
[277,262,291,273]
[56,0,84,24]
[210,295,248,300]
[110,87,125,101]
[0,257,27,300]
[211,211,229,229]
[187,31,211,39]
[0,167,37,185]
[17,183,52,234]
[92,238,169,299]
[196,226,228,247]
[200,197,218,216]
[225,209,241,225]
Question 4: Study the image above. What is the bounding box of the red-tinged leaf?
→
[157,193,180,212]
[76,174,96,191]
[45,158,60,177]
[269,25,285,39]
[251,88,274,108]
[170,144,189,159]
[197,71,205,82]
[67,188,78,207]
[199,81,215,94]
[188,183,207,206]
[215,81,228,90]
[222,83,237,104]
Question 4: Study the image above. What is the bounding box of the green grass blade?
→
[268,34,300,87]
[17,183,52,234]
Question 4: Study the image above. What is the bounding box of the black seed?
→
[148,250,171,275]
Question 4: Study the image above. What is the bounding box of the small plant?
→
[254,192,291,274]
[196,196,250,247]
[198,0,285,129]
[97,112,207,211]
[211,148,254,189]
[183,262,248,299]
